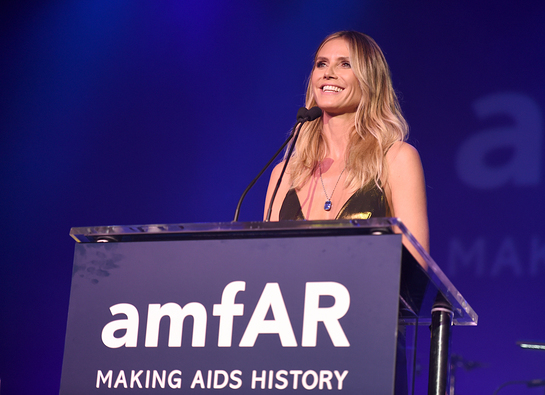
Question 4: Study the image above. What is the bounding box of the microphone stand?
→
[233,107,321,222]
[264,121,304,222]
[233,122,300,222]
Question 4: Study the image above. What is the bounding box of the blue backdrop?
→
[1,1,544,394]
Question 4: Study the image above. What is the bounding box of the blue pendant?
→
[324,200,332,211]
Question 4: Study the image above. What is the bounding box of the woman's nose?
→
[324,66,336,79]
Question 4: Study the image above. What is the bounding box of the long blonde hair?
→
[288,31,408,191]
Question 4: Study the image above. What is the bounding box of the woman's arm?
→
[386,141,430,257]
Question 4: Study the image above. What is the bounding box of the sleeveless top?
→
[279,183,390,220]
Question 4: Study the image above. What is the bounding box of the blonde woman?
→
[264,31,429,254]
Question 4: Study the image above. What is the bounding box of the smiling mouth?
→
[322,85,344,92]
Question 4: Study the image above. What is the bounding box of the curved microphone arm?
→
[233,107,322,222]
[233,126,298,222]
[264,121,304,222]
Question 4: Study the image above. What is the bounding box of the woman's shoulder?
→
[387,140,419,156]
[386,141,422,168]
[270,160,287,182]
[385,142,425,186]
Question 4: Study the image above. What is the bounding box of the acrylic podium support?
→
[61,218,477,394]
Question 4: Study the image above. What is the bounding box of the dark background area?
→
[1,1,544,394]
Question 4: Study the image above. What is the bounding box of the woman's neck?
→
[321,112,355,161]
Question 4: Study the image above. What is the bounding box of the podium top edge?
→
[69,218,399,243]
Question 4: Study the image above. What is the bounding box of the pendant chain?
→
[319,162,346,211]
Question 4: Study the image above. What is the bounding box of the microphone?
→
[298,106,322,122]
[296,107,308,122]
[233,107,321,222]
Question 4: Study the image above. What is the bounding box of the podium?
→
[61,218,477,394]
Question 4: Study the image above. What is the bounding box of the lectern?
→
[61,218,477,394]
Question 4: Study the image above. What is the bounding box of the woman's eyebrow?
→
[315,56,350,62]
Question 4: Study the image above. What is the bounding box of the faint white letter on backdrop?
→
[456,92,542,188]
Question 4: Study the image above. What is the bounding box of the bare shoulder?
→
[270,161,285,180]
[385,141,425,188]
[386,141,422,167]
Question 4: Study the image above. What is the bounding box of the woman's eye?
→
[341,62,351,68]
[316,61,326,68]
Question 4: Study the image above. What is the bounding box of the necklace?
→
[319,162,346,211]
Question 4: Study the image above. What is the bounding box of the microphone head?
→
[296,107,308,122]
[306,106,322,121]
[296,106,322,122]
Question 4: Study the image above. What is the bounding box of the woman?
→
[264,31,429,255]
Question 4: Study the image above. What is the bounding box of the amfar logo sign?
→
[96,281,352,390]
[101,281,351,348]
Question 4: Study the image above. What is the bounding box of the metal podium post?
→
[428,301,454,395]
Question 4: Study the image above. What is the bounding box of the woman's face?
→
[311,38,362,116]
